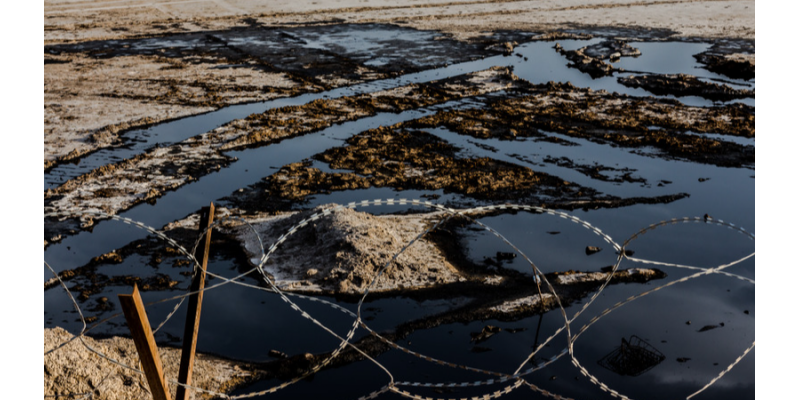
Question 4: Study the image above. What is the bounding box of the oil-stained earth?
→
[44,7,755,399]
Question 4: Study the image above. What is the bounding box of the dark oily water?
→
[44,35,754,400]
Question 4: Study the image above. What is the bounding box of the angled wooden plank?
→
[176,202,215,400]
[118,284,172,400]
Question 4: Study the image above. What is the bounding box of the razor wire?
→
[44,199,755,400]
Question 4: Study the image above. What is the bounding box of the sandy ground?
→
[44,1,754,42]
[44,327,263,399]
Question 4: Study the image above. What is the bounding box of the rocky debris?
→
[618,73,754,102]
[89,251,124,266]
[268,349,289,359]
[314,127,586,202]
[693,52,755,81]
[697,324,720,332]
[44,327,264,400]
[554,39,639,77]
[585,246,602,255]
[470,325,502,343]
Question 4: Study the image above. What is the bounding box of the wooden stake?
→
[176,202,215,400]
[118,284,172,400]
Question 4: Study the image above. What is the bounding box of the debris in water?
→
[585,246,602,255]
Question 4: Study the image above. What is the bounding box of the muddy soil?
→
[43,0,755,170]
[618,73,755,102]
[44,50,307,170]
[224,124,687,215]
[214,67,520,151]
[692,39,755,81]
[407,81,754,167]
[555,43,618,78]
[549,38,641,78]
[44,68,519,242]
[43,22,516,171]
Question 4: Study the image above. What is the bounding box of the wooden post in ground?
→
[118,284,173,400]
[176,202,215,400]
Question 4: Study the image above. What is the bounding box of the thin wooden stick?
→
[176,202,215,400]
[118,284,172,400]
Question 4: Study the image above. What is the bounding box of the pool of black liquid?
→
[44,32,754,400]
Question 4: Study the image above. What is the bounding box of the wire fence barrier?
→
[44,199,755,400]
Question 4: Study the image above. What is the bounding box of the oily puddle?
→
[229,271,753,400]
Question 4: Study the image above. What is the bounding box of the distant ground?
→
[44,0,755,42]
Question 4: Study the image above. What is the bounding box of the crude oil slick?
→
[45,23,754,400]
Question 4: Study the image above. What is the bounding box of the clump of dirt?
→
[553,39,640,78]
[693,52,755,81]
[317,127,581,200]
[554,43,619,78]
[583,39,641,60]
[44,327,265,400]
[618,73,754,102]
[408,81,754,167]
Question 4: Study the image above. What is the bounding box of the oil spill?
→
[45,27,755,400]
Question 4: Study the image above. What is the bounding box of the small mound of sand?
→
[233,205,464,294]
